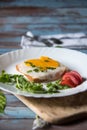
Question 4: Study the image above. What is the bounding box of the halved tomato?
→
[70,71,82,83]
[60,70,82,88]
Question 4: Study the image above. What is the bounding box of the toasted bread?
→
[16,56,68,82]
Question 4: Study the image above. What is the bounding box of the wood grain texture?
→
[1,0,87,8]
[0,0,87,51]
[15,91,87,124]
[1,119,87,130]
[0,7,87,16]
[0,119,34,130]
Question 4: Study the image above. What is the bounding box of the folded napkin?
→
[21,31,87,49]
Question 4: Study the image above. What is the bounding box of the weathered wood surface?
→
[1,118,87,130]
[0,0,87,53]
[0,0,87,130]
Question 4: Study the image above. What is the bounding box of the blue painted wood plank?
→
[0,16,87,24]
[0,119,33,130]
[5,94,25,107]
[0,24,87,35]
[0,7,87,17]
[29,25,87,35]
[0,38,20,44]
[4,107,35,118]
[80,50,87,54]
[0,48,20,55]
[0,0,87,8]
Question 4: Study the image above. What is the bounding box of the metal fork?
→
[24,35,63,47]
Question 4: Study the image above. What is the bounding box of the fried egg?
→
[16,56,68,82]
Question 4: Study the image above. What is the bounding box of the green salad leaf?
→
[0,70,70,94]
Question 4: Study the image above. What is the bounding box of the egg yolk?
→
[24,56,60,70]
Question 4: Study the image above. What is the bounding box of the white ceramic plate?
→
[0,47,87,98]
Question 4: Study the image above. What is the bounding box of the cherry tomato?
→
[60,70,82,87]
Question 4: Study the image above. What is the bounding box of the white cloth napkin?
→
[21,31,87,49]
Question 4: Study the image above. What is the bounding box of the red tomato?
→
[70,71,82,83]
[60,70,82,87]
[61,77,76,87]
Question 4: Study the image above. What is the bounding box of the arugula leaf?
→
[0,71,70,94]
[0,71,47,94]
[16,75,46,93]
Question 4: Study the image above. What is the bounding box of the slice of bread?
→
[16,56,68,82]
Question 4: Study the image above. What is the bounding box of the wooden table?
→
[0,0,87,130]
